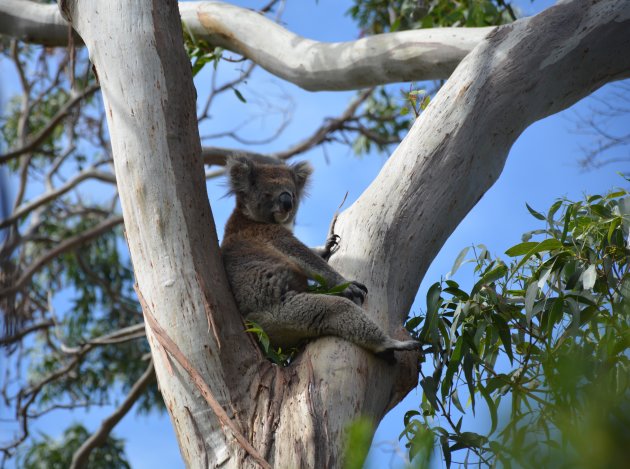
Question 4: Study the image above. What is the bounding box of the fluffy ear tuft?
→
[226,156,255,194]
[291,161,313,191]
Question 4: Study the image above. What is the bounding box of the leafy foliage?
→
[347,0,516,157]
[348,0,516,34]
[244,320,296,366]
[343,417,376,469]
[404,189,630,467]
[182,24,223,77]
[19,424,130,469]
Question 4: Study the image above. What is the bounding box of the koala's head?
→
[226,156,313,225]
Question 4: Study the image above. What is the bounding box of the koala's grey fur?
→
[221,156,419,355]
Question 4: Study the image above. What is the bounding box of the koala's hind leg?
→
[249,293,419,354]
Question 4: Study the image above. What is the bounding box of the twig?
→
[0,169,116,230]
[0,215,123,300]
[69,361,155,469]
[0,320,53,347]
[203,89,374,179]
[0,84,100,164]
[136,288,272,469]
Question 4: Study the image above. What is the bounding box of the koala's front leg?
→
[274,232,366,300]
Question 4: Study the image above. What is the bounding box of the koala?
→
[220,156,419,355]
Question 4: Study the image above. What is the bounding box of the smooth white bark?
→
[58,1,258,467]
[178,2,493,90]
[0,0,492,88]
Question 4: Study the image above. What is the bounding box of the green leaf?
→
[420,283,442,343]
[513,239,564,271]
[232,87,247,103]
[478,383,498,435]
[403,410,420,427]
[547,199,563,224]
[405,315,422,332]
[505,242,538,257]
[471,264,507,295]
[441,433,452,469]
[449,246,471,276]
[547,297,564,335]
[442,337,464,398]
[493,314,513,364]
[580,265,597,290]
[451,389,465,414]
[560,203,574,243]
[420,376,440,411]
[343,417,374,469]
[525,282,538,324]
[607,217,621,244]
[463,353,475,411]
[526,203,546,220]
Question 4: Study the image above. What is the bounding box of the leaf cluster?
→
[182,25,224,77]
[18,424,130,469]
[244,320,297,366]
[403,188,630,468]
[347,0,516,158]
[347,0,516,34]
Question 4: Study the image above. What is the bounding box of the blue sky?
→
[1,0,627,468]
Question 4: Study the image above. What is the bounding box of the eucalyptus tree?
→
[0,0,629,468]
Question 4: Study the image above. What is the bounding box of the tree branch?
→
[1,1,493,90]
[183,2,495,91]
[202,88,374,177]
[70,360,155,469]
[334,0,630,326]
[0,169,116,230]
[0,83,100,164]
[0,215,123,300]
[0,319,53,347]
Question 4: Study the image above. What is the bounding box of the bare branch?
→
[201,146,269,167]
[0,320,53,347]
[0,169,116,230]
[69,361,155,469]
[0,83,100,165]
[203,88,374,179]
[198,62,257,122]
[275,89,374,159]
[0,215,123,300]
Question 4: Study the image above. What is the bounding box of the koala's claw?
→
[343,281,368,306]
[321,234,340,260]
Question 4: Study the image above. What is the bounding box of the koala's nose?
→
[278,192,293,211]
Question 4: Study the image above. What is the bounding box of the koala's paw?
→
[342,281,368,306]
[322,234,340,260]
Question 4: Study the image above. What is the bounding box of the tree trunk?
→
[58,1,259,467]
[50,0,630,467]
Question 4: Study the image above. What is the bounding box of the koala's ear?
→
[226,156,255,194]
[291,161,313,191]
